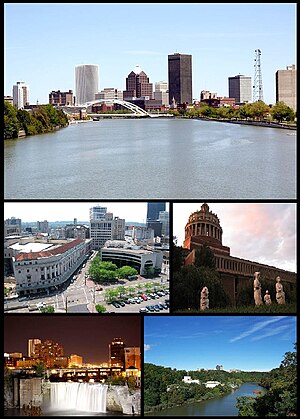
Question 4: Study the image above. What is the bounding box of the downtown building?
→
[75,64,99,105]
[123,65,153,99]
[168,53,192,105]
[13,238,92,296]
[89,206,125,250]
[12,81,29,109]
[228,75,252,104]
[275,64,297,111]
[183,203,296,304]
[49,89,74,106]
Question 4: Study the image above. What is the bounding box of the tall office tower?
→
[89,205,125,249]
[123,65,153,99]
[12,81,29,109]
[276,65,297,111]
[28,338,41,357]
[228,75,252,104]
[4,217,22,235]
[37,220,49,233]
[147,202,166,221]
[109,337,126,368]
[124,347,141,369]
[154,81,169,106]
[159,211,170,237]
[168,53,192,105]
[75,64,99,105]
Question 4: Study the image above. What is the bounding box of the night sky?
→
[4,315,141,364]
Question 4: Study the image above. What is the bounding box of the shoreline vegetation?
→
[144,363,266,415]
[4,99,296,140]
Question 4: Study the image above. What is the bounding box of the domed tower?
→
[183,203,230,256]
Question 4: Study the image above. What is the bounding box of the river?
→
[4,119,296,200]
[146,382,265,416]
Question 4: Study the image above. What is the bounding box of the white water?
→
[49,382,108,413]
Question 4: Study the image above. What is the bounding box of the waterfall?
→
[49,382,108,413]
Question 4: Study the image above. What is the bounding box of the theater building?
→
[183,203,296,304]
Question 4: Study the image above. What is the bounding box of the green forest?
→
[144,344,297,416]
[144,363,265,414]
[236,344,297,416]
[4,101,69,139]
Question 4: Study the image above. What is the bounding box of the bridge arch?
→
[85,99,150,116]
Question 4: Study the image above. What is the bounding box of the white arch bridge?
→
[85,99,153,117]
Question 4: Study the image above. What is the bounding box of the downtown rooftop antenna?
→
[253,49,264,102]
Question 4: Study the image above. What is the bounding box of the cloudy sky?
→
[173,202,296,272]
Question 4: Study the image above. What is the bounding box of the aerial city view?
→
[4,202,170,314]
[3,3,297,417]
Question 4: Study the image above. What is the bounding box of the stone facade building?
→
[183,203,296,304]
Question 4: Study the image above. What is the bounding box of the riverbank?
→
[196,116,297,130]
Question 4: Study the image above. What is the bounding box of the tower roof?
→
[133,65,143,74]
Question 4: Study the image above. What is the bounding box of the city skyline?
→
[4,315,141,365]
[4,202,169,224]
[173,202,296,273]
[4,3,296,105]
[144,316,296,372]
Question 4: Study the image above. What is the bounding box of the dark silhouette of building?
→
[168,53,192,105]
[147,202,166,221]
[123,65,153,99]
[109,337,125,368]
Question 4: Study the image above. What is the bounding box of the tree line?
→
[236,344,297,416]
[170,100,296,123]
[4,101,69,139]
[144,363,266,413]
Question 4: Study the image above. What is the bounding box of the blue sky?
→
[144,316,297,372]
[4,3,296,105]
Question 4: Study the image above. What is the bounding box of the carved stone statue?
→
[200,286,209,311]
[253,272,263,306]
[276,276,285,304]
[264,290,272,305]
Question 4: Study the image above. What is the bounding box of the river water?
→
[146,382,265,416]
[4,119,296,200]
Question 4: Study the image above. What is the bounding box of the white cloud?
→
[229,316,284,343]
[144,344,151,351]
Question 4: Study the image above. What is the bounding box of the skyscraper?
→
[75,64,99,105]
[89,205,125,249]
[147,202,166,221]
[123,65,153,99]
[12,81,29,109]
[168,53,192,105]
[28,338,41,357]
[228,75,252,104]
[109,337,125,368]
[275,65,297,111]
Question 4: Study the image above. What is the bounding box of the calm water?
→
[4,119,296,199]
[146,382,265,416]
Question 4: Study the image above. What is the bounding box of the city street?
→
[4,251,170,314]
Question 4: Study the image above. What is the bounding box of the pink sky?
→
[173,203,296,273]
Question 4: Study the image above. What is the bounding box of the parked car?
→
[139,307,148,313]
[111,301,120,308]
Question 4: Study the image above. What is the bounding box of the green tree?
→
[250,101,270,120]
[4,101,20,138]
[95,304,107,313]
[236,396,257,416]
[118,266,138,278]
[173,246,185,272]
[271,101,295,122]
[194,245,215,269]
[33,362,46,377]
[40,305,55,313]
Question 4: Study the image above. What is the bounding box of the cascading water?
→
[49,382,108,413]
